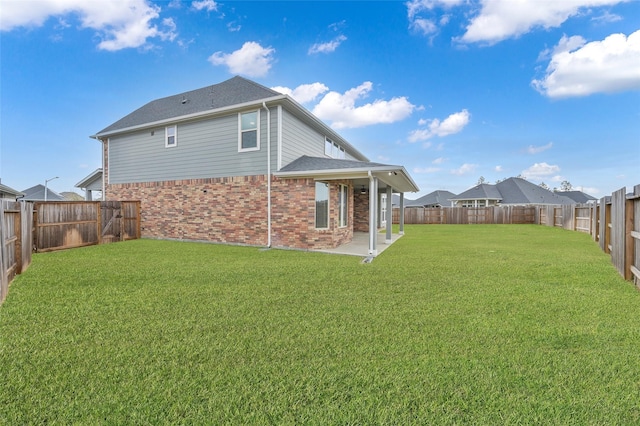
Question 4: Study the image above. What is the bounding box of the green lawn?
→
[1,225,639,424]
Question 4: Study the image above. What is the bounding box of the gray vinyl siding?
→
[280,109,358,169]
[108,111,273,184]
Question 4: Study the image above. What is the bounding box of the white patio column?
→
[369,176,378,256]
[385,186,392,243]
[399,193,405,235]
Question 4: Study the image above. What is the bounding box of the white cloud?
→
[408,109,470,142]
[0,0,176,51]
[451,163,477,175]
[460,0,626,45]
[495,165,503,172]
[521,162,561,180]
[406,0,463,36]
[272,83,329,104]
[526,142,553,154]
[209,41,275,77]
[308,35,347,54]
[432,157,446,164]
[532,30,640,98]
[192,0,218,12]
[312,82,415,129]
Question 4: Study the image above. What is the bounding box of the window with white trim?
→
[338,184,348,227]
[324,137,345,159]
[165,125,177,147]
[239,111,259,151]
[315,182,329,229]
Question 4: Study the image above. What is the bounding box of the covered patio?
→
[275,156,419,257]
[315,231,403,257]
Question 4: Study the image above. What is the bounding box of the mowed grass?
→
[1,225,640,424]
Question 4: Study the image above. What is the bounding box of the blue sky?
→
[1,0,639,198]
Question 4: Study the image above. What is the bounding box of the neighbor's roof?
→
[21,184,65,201]
[407,190,456,207]
[450,183,502,201]
[96,76,280,135]
[75,168,103,188]
[554,190,597,203]
[0,183,24,197]
[276,156,420,193]
[496,178,574,205]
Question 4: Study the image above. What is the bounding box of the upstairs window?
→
[239,111,259,151]
[165,125,177,147]
[324,137,345,159]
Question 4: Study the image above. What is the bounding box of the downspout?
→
[263,102,272,248]
[101,138,106,201]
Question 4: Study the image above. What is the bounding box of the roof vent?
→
[181,96,187,104]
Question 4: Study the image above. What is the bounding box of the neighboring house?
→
[449,183,502,207]
[91,76,419,255]
[21,184,65,201]
[450,177,575,207]
[75,168,103,201]
[61,192,85,201]
[406,190,456,208]
[0,181,24,201]
[554,190,597,204]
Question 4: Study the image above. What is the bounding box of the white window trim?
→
[165,125,177,148]
[238,110,260,152]
[338,184,348,228]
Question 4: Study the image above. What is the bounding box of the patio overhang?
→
[275,157,419,257]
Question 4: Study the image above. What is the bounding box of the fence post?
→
[625,193,635,281]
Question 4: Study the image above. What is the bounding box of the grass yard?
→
[1,225,640,424]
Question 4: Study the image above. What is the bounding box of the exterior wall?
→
[280,109,360,169]
[108,109,276,184]
[106,176,270,246]
[271,178,354,250]
[105,174,357,251]
[353,190,370,232]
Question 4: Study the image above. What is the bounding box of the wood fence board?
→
[611,188,626,277]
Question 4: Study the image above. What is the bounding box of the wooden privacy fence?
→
[395,205,539,225]
[34,201,141,252]
[0,201,33,304]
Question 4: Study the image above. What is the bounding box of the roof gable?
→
[408,190,456,206]
[97,76,281,135]
[496,178,574,204]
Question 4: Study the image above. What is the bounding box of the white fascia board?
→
[91,95,288,139]
[275,165,420,193]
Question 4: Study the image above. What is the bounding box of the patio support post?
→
[399,192,405,235]
[368,175,378,256]
[385,186,392,243]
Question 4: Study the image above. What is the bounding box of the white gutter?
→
[263,102,272,248]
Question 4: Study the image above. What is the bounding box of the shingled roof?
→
[406,190,456,207]
[96,76,281,135]
[450,183,503,202]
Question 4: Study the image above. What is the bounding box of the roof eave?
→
[91,94,289,139]
[275,165,419,193]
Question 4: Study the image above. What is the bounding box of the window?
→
[165,125,177,147]
[338,184,348,227]
[325,138,333,156]
[315,182,329,229]
[239,111,259,151]
[380,193,387,225]
[325,137,345,159]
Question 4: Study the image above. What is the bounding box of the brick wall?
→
[105,175,361,251]
[354,190,370,232]
[271,178,354,250]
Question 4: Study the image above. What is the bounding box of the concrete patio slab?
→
[314,232,403,257]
